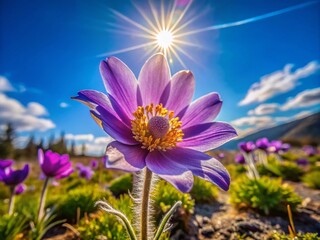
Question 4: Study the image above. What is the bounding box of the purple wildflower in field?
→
[235,153,245,164]
[238,141,256,153]
[267,140,282,153]
[303,145,317,156]
[78,165,94,180]
[280,143,290,152]
[90,159,99,169]
[0,164,29,186]
[255,138,269,151]
[38,149,73,179]
[0,159,14,169]
[74,54,237,192]
[14,184,26,195]
[296,158,309,166]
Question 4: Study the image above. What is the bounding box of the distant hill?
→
[221,112,320,150]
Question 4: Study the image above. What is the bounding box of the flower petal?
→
[145,150,194,192]
[186,158,231,191]
[90,108,137,145]
[179,122,237,151]
[179,92,222,128]
[138,54,170,106]
[72,90,115,114]
[165,70,195,114]
[105,141,147,172]
[100,57,138,120]
[161,149,230,191]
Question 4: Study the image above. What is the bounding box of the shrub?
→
[53,184,111,222]
[230,176,301,215]
[153,180,194,215]
[190,177,218,203]
[77,194,133,240]
[272,232,319,240]
[302,171,320,189]
[258,161,304,182]
[0,214,27,240]
[109,173,133,197]
[226,164,246,179]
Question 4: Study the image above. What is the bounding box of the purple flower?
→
[38,149,73,179]
[267,140,283,153]
[218,153,225,159]
[235,153,245,164]
[255,138,269,150]
[302,145,317,156]
[238,141,256,153]
[14,184,26,195]
[73,54,237,192]
[296,158,309,166]
[78,165,94,180]
[0,164,29,186]
[90,159,98,169]
[281,143,291,153]
[0,159,14,169]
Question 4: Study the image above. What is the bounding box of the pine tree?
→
[0,123,15,158]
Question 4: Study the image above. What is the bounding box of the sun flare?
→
[156,30,173,49]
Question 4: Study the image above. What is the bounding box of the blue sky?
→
[0,0,319,155]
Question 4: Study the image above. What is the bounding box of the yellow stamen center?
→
[131,104,184,152]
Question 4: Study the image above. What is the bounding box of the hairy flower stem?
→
[38,177,49,221]
[140,168,153,240]
[8,186,15,215]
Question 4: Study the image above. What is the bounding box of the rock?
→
[236,220,263,233]
[201,226,214,237]
[202,216,211,225]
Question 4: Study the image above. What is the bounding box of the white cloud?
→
[14,136,29,148]
[65,133,95,142]
[248,103,280,115]
[239,61,320,106]
[60,102,69,108]
[281,88,320,111]
[0,93,55,132]
[71,135,113,156]
[27,102,48,116]
[0,76,15,92]
[231,116,274,127]
[275,110,313,123]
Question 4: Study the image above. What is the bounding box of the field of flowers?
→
[0,138,319,240]
[0,54,319,240]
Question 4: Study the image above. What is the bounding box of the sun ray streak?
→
[175,0,317,38]
[173,39,206,49]
[110,9,157,36]
[170,48,187,68]
[161,0,166,30]
[132,2,159,33]
[169,0,193,32]
[167,0,177,31]
[149,0,162,30]
[97,42,156,57]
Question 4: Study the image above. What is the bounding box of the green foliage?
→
[302,171,320,189]
[190,177,218,203]
[230,176,301,215]
[258,161,304,182]
[226,164,246,179]
[0,183,10,200]
[154,181,194,215]
[0,214,27,240]
[272,232,319,240]
[53,184,111,222]
[77,194,133,240]
[28,210,65,240]
[109,173,133,197]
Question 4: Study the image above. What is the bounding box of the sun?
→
[156,30,173,49]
